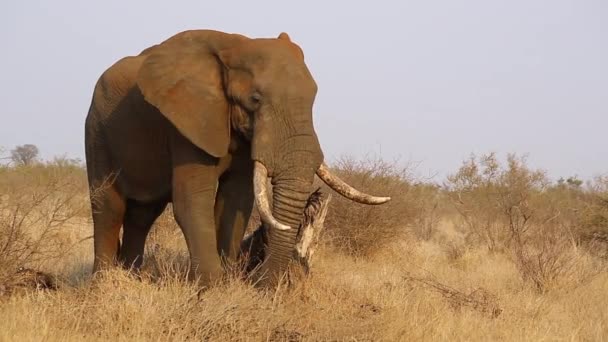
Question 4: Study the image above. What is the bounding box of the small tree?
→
[10,144,39,166]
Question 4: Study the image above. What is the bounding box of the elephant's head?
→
[136,30,389,286]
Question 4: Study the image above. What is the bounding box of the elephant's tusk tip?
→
[316,163,392,206]
[373,196,391,205]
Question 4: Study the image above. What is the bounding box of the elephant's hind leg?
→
[120,199,168,270]
[214,166,254,265]
[91,183,126,274]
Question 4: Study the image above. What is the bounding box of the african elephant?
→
[84,29,389,287]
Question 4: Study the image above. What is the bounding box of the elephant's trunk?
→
[252,149,317,287]
[259,180,310,286]
[249,98,391,286]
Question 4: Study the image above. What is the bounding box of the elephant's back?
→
[90,55,145,117]
[88,55,173,202]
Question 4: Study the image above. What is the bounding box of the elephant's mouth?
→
[252,161,390,232]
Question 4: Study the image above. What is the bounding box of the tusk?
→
[316,162,391,205]
[253,161,292,231]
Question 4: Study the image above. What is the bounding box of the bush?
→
[445,153,583,292]
[446,153,551,250]
[320,155,439,256]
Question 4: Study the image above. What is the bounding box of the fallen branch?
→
[0,267,57,297]
[404,274,502,318]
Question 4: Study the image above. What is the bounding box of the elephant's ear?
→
[137,47,230,158]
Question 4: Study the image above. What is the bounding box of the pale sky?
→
[1,1,606,181]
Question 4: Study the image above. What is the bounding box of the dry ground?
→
[1,155,607,341]
[1,217,606,341]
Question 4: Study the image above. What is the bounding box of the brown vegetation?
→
[0,152,607,341]
[0,160,87,291]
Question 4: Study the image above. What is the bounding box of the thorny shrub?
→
[444,153,599,292]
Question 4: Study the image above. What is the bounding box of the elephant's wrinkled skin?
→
[85,30,389,287]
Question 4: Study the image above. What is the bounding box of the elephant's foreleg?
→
[171,162,223,288]
[120,199,168,270]
[214,163,254,265]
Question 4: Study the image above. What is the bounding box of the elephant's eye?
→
[250,92,262,104]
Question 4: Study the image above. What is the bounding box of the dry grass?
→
[0,155,607,341]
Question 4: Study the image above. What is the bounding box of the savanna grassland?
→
[1,153,607,341]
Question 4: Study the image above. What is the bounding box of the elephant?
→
[84,29,390,287]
